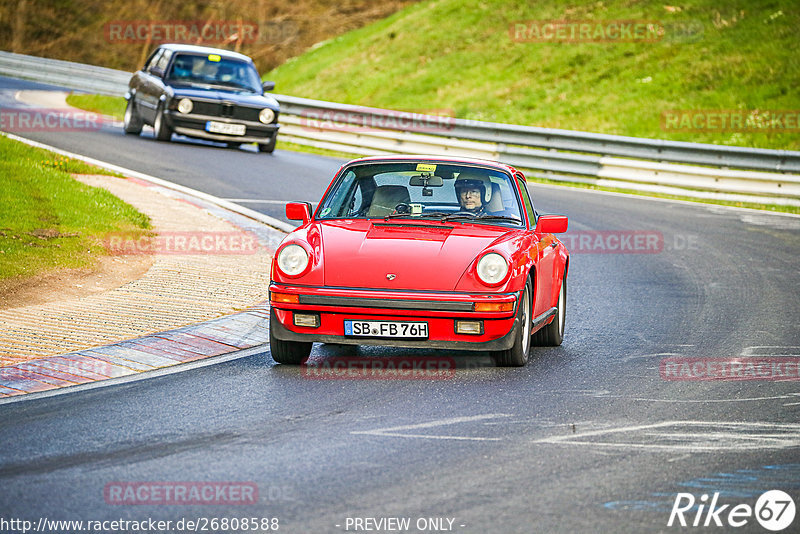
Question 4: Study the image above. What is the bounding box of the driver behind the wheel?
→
[454,174,490,214]
[170,56,193,79]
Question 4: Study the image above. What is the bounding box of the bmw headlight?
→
[277,244,309,277]
[259,108,275,124]
[476,253,509,285]
[177,98,193,114]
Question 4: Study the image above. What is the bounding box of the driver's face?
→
[459,187,482,210]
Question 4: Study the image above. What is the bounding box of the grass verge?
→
[66,93,125,121]
[266,0,800,151]
[0,134,151,283]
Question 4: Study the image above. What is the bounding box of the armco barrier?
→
[2,50,799,205]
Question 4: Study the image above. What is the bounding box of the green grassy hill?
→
[265,0,799,150]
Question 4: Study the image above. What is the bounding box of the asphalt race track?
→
[2,76,799,533]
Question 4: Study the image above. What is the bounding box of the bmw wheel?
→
[153,103,172,142]
[258,135,277,154]
[123,99,143,135]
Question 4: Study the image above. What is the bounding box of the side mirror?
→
[534,215,568,234]
[286,202,312,224]
[262,81,276,92]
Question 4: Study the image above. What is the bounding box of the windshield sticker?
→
[320,207,331,217]
[207,54,221,62]
[416,164,437,173]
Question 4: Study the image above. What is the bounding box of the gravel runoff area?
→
[0,171,287,398]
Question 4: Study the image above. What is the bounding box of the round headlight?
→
[476,253,509,285]
[177,98,193,114]
[259,108,275,124]
[277,244,309,277]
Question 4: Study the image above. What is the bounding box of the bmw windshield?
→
[166,54,262,93]
[316,162,525,227]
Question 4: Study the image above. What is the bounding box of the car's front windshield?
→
[316,162,525,227]
[166,54,262,93]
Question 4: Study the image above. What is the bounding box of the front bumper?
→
[165,111,279,143]
[269,284,521,351]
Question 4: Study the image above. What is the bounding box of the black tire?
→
[532,272,566,346]
[123,99,143,135]
[494,277,533,367]
[258,135,277,153]
[153,103,172,142]
[227,142,242,149]
[269,329,312,365]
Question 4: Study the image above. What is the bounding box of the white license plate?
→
[344,320,428,339]
[206,121,246,136]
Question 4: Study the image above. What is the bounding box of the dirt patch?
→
[0,254,153,310]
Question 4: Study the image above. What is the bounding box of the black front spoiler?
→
[270,312,520,352]
[268,308,561,352]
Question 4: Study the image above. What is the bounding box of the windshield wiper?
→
[439,213,477,222]
[214,81,258,92]
[474,214,523,224]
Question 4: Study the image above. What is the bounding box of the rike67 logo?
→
[668,490,796,531]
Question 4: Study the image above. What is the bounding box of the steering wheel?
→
[450,209,478,216]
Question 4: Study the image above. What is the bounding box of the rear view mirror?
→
[286,202,312,224]
[409,174,444,187]
[534,215,568,234]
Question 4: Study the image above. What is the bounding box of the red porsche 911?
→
[269,155,569,367]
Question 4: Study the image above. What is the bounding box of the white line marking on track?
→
[742,346,800,357]
[351,413,513,441]
[532,421,800,452]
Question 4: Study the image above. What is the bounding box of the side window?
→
[145,49,163,73]
[517,176,536,228]
[154,49,173,74]
[318,170,357,218]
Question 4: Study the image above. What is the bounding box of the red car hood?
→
[319,220,509,291]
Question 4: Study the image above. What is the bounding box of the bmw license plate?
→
[206,121,246,136]
[344,320,428,339]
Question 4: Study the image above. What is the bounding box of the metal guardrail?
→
[2,50,799,205]
[0,51,129,97]
[276,95,800,174]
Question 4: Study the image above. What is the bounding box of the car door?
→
[137,48,172,122]
[517,174,557,317]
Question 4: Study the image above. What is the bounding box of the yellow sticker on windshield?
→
[208,54,221,62]
[416,164,437,172]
